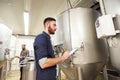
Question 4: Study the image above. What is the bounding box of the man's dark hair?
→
[43,17,56,25]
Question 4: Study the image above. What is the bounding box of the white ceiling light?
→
[24,11,29,35]
[23,0,31,35]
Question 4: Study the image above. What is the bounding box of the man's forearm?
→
[41,57,63,69]
[40,51,69,69]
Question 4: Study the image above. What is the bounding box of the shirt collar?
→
[42,31,50,39]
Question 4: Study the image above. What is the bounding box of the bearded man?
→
[34,17,70,80]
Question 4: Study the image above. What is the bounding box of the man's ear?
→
[46,22,50,28]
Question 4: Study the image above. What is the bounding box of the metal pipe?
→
[67,0,72,50]
[67,0,73,9]
[103,66,108,80]
[98,0,106,15]
[77,67,83,80]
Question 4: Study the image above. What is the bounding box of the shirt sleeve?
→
[20,51,22,57]
[39,57,47,67]
[34,35,48,65]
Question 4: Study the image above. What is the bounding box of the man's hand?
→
[61,51,70,61]
[15,56,21,59]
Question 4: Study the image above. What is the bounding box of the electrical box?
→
[95,15,116,39]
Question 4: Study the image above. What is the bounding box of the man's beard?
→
[48,26,55,34]
[22,48,25,50]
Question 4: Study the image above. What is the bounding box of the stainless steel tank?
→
[26,60,36,80]
[102,0,120,72]
[0,24,12,61]
[103,0,120,15]
[57,7,108,80]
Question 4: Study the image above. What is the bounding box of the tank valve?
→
[80,42,84,51]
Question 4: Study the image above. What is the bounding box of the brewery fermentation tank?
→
[20,58,36,80]
[102,0,120,72]
[57,7,108,80]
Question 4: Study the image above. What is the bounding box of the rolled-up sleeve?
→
[34,35,48,66]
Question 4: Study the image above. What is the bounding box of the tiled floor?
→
[6,70,20,80]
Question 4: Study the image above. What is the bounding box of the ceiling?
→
[0,0,68,35]
[0,0,97,36]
